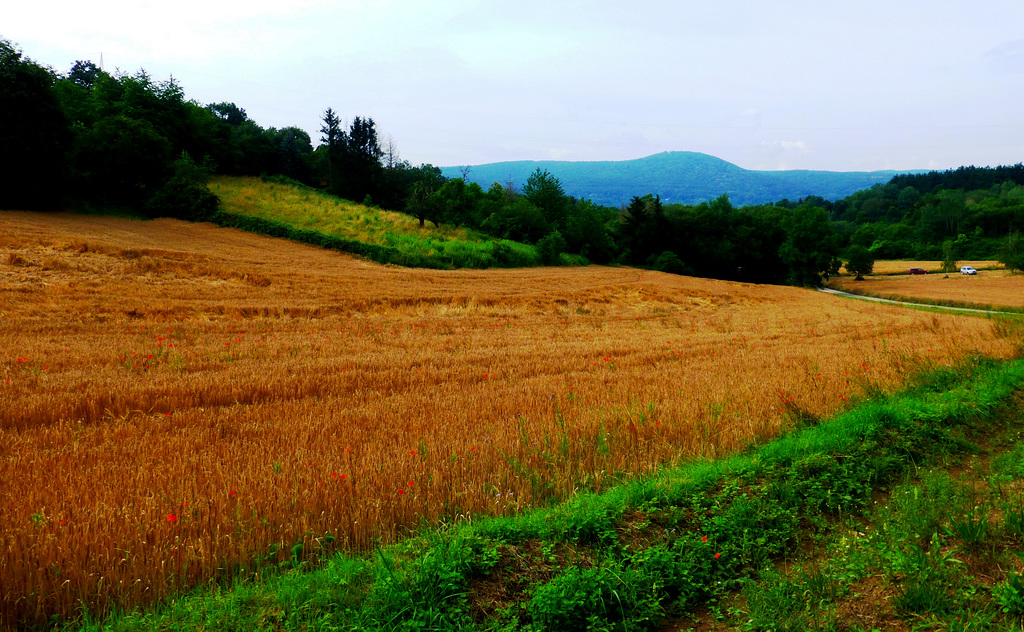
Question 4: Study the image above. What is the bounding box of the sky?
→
[6,0,1024,172]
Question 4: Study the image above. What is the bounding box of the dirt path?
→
[818,286,1015,315]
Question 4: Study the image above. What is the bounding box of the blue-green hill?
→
[442,151,918,207]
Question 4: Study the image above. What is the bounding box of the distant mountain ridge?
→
[440,151,919,207]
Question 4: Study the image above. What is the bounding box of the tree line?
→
[3,37,1021,283]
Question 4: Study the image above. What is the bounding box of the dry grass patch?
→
[2,212,1022,625]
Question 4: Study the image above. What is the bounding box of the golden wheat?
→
[832,266,1024,309]
[1,212,1020,626]
[866,260,1002,275]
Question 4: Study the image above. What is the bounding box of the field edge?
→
[62,354,1024,632]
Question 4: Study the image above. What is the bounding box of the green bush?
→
[529,564,661,631]
[537,230,567,266]
[146,152,219,221]
[994,572,1024,616]
[648,250,691,275]
[366,536,478,630]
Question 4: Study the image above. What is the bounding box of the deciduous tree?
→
[0,39,71,209]
[843,244,874,280]
[779,204,840,286]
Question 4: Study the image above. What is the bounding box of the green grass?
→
[53,355,1024,631]
[208,176,547,269]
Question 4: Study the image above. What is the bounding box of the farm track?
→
[829,266,1024,311]
[818,287,1014,315]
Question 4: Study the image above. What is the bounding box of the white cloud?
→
[779,141,811,153]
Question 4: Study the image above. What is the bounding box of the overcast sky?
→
[6,1,1024,172]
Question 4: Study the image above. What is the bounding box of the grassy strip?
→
[65,355,1024,632]
[210,210,543,270]
[208,176,551,270]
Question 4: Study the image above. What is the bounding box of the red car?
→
[908,268,928,275]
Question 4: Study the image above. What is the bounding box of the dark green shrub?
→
[537,230,567,265]
[994,572,1024,616]
[366,536,477,630]
[146,152,220,221]
[649,250,691,275]
[529,565,661,631]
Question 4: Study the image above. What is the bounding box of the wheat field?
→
[2,212,1021,625]
[832,266,1024,309]
[867,260,1002,275]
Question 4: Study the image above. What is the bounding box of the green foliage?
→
[482,197,550,243]
[528,564,662,632]
[946,510,988,544]
[563,198,617,263]
[405,164,445,227]
[941,239,959,276]
[213,205,540,270]
[842,244,874,280]
[523,168,568,230]
[537,230,567,265]
[366,535,478,630]
[434,178,483,228]
[993,572,1024,616]
[145,152,219,221]
[0,38,71,209]
[73,114,173,208]
[1000,231,1024,274]
[315,110,385,204]
[779,204,840,286]
[648,250,691,275]
[619,194,668,265]
[742,566,840,631]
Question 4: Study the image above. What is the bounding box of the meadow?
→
[2,212,1022,626]
[832,263,1024,311]
[209,176,541,269]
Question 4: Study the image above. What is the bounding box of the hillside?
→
[208,176,542,269]
[441,151,915,207]
[3,211,1023,628]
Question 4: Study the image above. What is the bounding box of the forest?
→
[3,37,1023,285]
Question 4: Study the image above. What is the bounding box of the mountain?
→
[440,151,918,207]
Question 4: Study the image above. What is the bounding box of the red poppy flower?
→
[701,536,707,542]
[167,514,178,523]
[714,553,721,559]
